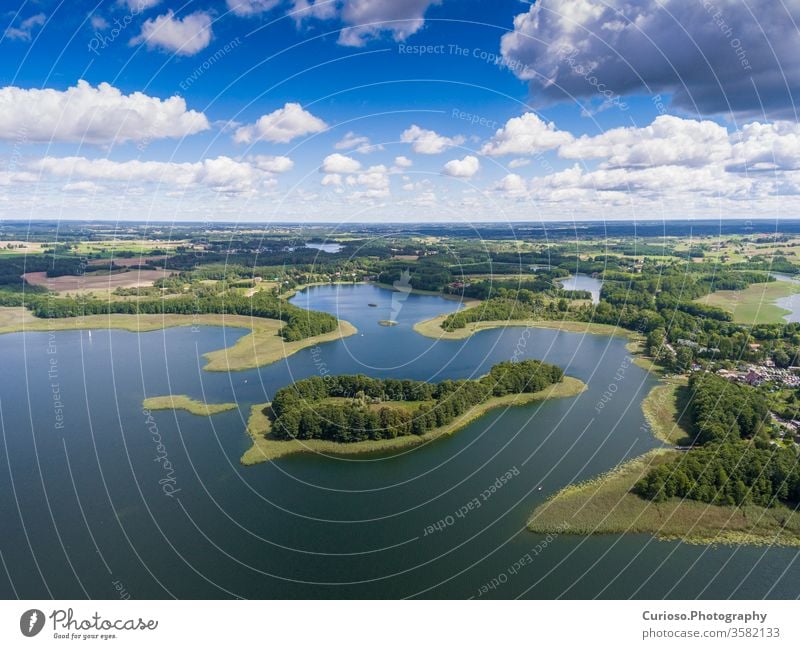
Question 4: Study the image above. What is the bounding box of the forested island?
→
[242,360,585,463]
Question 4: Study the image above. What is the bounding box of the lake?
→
[558,274,603,304]
[1,284,798,599]
[771,273,800,323]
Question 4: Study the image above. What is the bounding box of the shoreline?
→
[0,307,357,372]
[413,306,800,546]
[240,376,587,465]
[413,313,636,341]
[528,448,800,546]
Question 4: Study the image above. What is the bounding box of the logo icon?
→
[390,268,413,321]
[20,609,45,637]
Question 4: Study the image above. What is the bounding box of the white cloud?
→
[334,131,383,153]
[226,0,281,17]
[493,173,528,197]
[234,102,327,144]
[443,155,480,178]
[289,0,338,24]
[31,155,277,194]
[337,0,442,46]
[394,155,413,168]
[344,164,391,199]
[63,181,102,193]
[322,153,362,173]
[121,0,161,9]
[131,10,212,56]
[500,0,800,118]
[401,125,465,154]
[729,122,800,171]
[90,16,109,30]
[481,113,572,157]
[508,158,530,169]
[0,81,209,144]
[250,155,294,173]
[4,13,45,41]
[559,116,731,168]
[322,173,342,186]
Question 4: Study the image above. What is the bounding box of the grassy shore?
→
[641,377,693,445]
[413,313,633,341]
[528,449,800,546]
[695,281,800,324]
[240,376,587,465]
[0,307,357,371]
[143,395,237,416]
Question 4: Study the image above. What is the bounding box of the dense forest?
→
[269,360,564,442]
[635,374,800,506]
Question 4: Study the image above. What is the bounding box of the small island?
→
[143,395,237,417]
[241,360,586,465]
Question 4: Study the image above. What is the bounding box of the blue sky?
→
[2,0,799,222]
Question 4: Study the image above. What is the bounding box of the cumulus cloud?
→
[4,13,45,41]
[729,122,800,172]
[226,0,281,17]
[30,155,277,194]
[493,173,529,197]
[121,0,161,9]
[289,0,338,24]
[348,164,391,198]
[442,155,480,178]
[234,102,327,144]
[401,125,465,154]
[481,113,572,157]
[337,0,442,47]
[90,16,110,30]
[250,155,294,173]
[559,115,731,168]
[394,155,413,167]
[322,153,362,173]
[131,10,212,56]
[0,81,209,144]
[500,0,800,118]
[334,131,383,153]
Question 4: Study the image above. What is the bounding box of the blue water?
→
[0,284,798,599]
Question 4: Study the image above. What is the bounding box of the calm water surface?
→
[771,273,800,323]
[558,274,603,304]
[1,284,798,599]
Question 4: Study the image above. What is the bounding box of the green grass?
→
[143,395,237,416]
[528,449,800,546]
[413,314,634,341]
[240,376,587,465]
[0,307,357,372]
[695,281,800,324]
[641,378,693,445]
